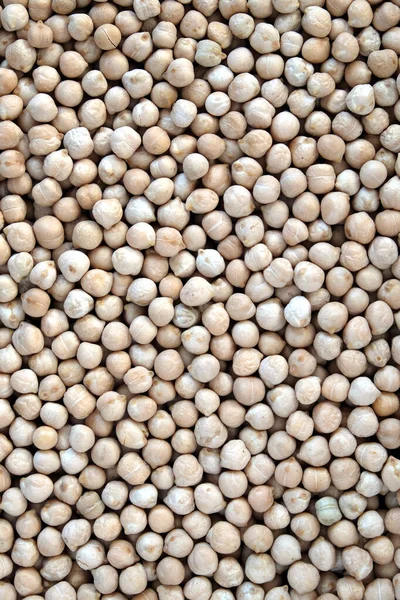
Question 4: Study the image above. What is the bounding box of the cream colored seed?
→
[1,0,400,596]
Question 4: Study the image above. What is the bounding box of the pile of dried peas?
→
[1,0,400,598]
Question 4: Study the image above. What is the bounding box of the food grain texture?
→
[0,0,400,599]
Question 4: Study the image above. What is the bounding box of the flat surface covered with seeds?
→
[0,0,400,599]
